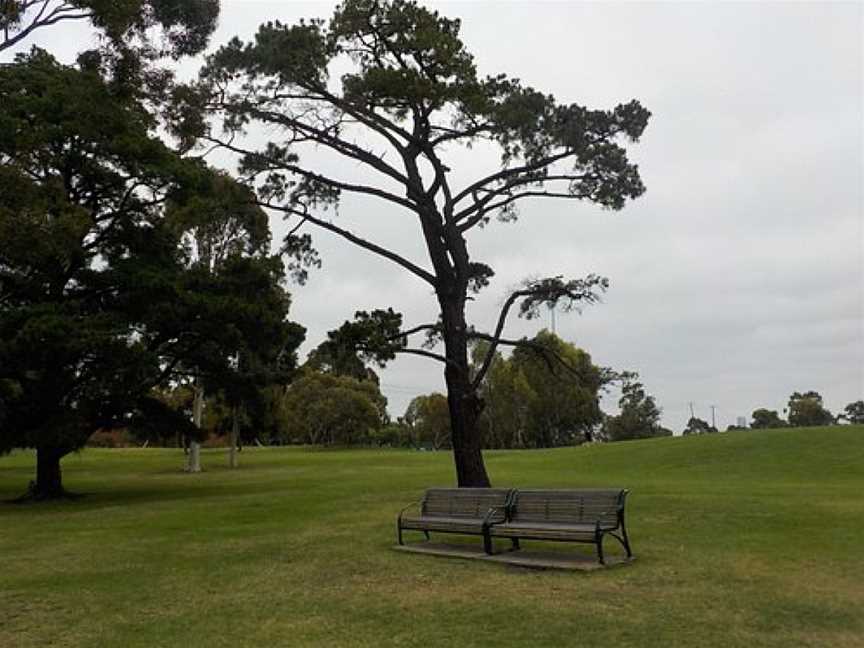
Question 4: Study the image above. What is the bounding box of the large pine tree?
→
[194,0,649,485]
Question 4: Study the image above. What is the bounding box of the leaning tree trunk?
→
[186,383,203,473]
[440,297,491,488]
[33,446,67,499]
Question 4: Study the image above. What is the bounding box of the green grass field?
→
[1,426,862,647]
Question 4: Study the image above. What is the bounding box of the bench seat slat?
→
[401,515,488,534]
[490,522,616,539]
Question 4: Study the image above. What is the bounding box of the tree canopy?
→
[281,371,387,446]
[403,392,450,449]
[787,391,833,428]
[839,400,864,425]
[0,0,219,56]
[472,330,608,448]
[0,49,304,497]
[190,0,650,486]
[599,378,669,442]
[751,408,785,429]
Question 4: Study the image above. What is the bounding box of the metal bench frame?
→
[397,488,513,553]
[486,489,632,564]
[397,488,633,564]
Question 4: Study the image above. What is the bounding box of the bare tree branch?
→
[260,200,436,286]
[451,150,574,206]
[393,347,450,365]
[203,134,420,213]
[470,289,531,389]
[1,1,92,53]
[470,275,608,389]
[468,331,584,384]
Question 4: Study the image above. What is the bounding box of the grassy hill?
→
[1,426,862,647]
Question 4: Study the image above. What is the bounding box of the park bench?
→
[487,488,632,564]
[397,487,512,553]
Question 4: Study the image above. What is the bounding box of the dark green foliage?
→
[0,49,187,470]
[307,309,404,381]
[0,50,303,496]
[751,408,786,429]
[839,400,864,425]
[787,391,834,428]
[515,276,609,320]
[600,378,669,442]
[683,417,717,436]
[0,0,219,57]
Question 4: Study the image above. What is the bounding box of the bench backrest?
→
[509,489,626,527]
[421,488,512,520]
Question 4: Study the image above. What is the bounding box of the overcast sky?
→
[7,1,863,432]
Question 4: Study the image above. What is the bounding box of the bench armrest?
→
[482,506,507,525]
[397,500,422,522]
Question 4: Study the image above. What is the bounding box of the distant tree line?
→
[744,392,863,431]
[91,328,673,450]
[681,391,861,437]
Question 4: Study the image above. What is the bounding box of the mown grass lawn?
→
[1,426,862,647]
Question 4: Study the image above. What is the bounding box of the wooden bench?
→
[397,487,512,553]
[487,489,632,564]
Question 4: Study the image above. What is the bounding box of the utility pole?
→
[548,302,556,334]
[710,405,717,430]
[688,401,695,420]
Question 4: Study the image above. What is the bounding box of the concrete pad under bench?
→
[393,542,634,571]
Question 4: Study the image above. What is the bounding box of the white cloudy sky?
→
[7,1,863,431]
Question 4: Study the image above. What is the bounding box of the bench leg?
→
[423,530,430,541]
[620,524,633,558]
[596,533,605,565]
[511,538,520,551]
[483,529,494,555]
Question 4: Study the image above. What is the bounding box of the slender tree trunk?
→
[186,383,203,473]
[228,406,239,469]
[33,446,67,499]
[440,296,491,487]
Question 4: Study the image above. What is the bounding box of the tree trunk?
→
[186,383,203,473]
[440,296,491,487]
[33,446,67,499]
[228,406,239,469]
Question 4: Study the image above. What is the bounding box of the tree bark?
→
[186,383,203,473]
[33,446,67,499]
[440,296,491,487]
[228,406,239,469]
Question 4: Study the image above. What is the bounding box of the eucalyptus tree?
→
[281,371,387,446]
[167,170,288,471]
[403,393,450,449]
[473,331,607,448]
[787,391,834,428]
[194,0,649,486]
